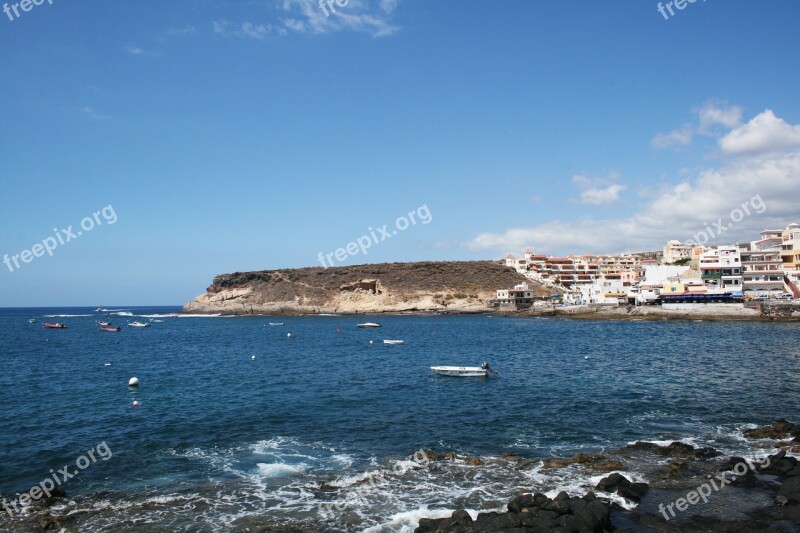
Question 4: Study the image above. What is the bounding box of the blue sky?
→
[2,0,800,306]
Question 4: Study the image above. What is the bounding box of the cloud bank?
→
[469,108,800,255]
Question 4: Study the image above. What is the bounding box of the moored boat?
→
[100,325,121,332]
[28,319,36,323]
[128,321,150,328]
[97,321,111,326]
[383,340,404,345]
[43,322,67,329]
[431,362,494,377]
[269,322,284,326]
[357,322,381,328]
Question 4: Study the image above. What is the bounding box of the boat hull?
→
[430,366,488,377]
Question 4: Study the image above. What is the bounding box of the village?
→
[494,223,800,309]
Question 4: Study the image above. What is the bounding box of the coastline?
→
[179,303,800,322]
[13,421,800,532]
[415,419,800,532]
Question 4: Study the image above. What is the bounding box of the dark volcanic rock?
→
[744,419,800,440]
[415,492,612,532]
[543,453,624,473]
[595,473,649,501]
[626,440,720,460]
[778,476,800,505]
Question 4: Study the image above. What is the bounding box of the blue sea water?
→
[1,307,799,531]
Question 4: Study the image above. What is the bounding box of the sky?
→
[1,0,799,306]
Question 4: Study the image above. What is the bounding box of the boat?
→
[357,322,381,328]
[95,307,103,312]
[149,319,165,323]
[128,321,150,328]
[43,323,67,329]
[100,325,121,332]
[28,319,36,323]
[97,321,111,326]
[269,322,284,326]
[431,362,494,377]
[383,340,405,345]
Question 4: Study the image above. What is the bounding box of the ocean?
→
[1,307,799,531]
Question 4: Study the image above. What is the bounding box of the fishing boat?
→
[128,321,150,328]
[383,340,404,345]
[357,322,381,328]
[269,322,284,326]
[431,362,494,377]
[97,321,111,326]
[43,323,67,329]
[100,325,121,332]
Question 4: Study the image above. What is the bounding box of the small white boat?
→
[357,322,381,328]
[269,322,284,326]
[431,362,494,377]
[383,340,404,345]
[28,319,36,323]
[128,321,150,328]
[149,319,165,323]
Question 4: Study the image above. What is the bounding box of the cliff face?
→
[182,261,549,315]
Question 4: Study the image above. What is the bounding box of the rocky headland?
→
[182,261,548,315]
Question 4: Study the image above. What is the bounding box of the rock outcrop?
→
[183,261,548,315]
[415,491,613,533]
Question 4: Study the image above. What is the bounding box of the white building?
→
[663,240,695,264]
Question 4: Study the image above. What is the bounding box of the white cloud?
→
[572,175,626,205]
[280,0,400,37]
[651,101,743,150]
[579,184,627,205]
[719,109,800,155]
[213,20,276,39]
[698,101,742,132]
[469,109,800,255]
[651,125,693,149]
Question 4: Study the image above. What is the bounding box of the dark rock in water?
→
[744,419,800,440]
[415,492,612,532]
[626,440,720,460]
[761,450,799,477]
[543,452,624,473]
[420,450,483,465]
[721,456,758,486]
[778,476,800,505]
[595,473,649,502]
[37,514,63,532]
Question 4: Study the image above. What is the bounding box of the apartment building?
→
[699,245,743,292]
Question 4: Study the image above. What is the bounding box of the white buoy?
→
[369,340,373,345]
[132,401,140,408]
[105,363,111,367]
[128,377,139,386]
[287,332,292,338]
[251,355,256,360]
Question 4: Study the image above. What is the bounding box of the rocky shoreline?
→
[519,302,800,322]
[415,419,800,532]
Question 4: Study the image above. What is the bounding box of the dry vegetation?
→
[207,261,551,303]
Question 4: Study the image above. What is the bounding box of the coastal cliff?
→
[182,261,547,315]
